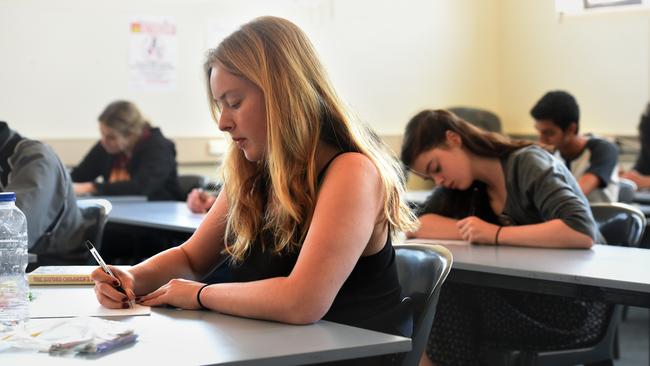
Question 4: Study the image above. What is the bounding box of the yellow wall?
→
[0,0,500,140]
[2,0,648,170]
[498,0,650,135]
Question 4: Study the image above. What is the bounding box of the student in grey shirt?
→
[0,121,88,265]
[531,90,619,203]
[401,110,607,366]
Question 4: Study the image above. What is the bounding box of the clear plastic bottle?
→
[0,192,29,330]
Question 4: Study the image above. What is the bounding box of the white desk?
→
[108,201,204,233]
[106,193,432,234]
[407,241,650,308]
[77,195,148,203]
[4,286,410,365]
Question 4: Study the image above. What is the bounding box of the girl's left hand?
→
[136,278,206,309]
[456,216,500,245]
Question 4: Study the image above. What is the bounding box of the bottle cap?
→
[0,192,17,202]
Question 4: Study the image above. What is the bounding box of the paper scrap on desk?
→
[405,238,471,246]
[1,317,137,354]
[29,287,150,319]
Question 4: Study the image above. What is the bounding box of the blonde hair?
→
[204,16,417,261]
[98,100,150,137]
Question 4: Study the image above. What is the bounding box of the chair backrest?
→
[448,107,502,133]
[178,174,208,200]
[617,177,637,203]
[590,202,646,247]
[76,198,112,253]
[394,244,453,366]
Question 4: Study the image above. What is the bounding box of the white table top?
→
[406,240,650,307]
[77,195,148,203]
[108,201,204,233]
[3,287,410,365]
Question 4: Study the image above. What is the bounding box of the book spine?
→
[28,275,93,285]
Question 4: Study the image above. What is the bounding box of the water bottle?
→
[0,192,29,330]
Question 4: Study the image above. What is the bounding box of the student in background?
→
[0,121,88,265]
[531,90,619,203]
[71,100,182,201]
[401,110,607,366]
[620,102,650,188]
[91,16,417,360]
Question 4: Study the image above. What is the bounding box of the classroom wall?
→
[3,0,648,177]
[0,0,499,145]
[497,0,650,135]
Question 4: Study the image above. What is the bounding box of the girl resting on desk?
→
[91,15,418,359]
[401,109,608,366]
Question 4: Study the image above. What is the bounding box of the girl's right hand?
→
[90,266,136,309]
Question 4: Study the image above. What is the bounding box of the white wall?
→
[498,0,650,135]
[0,0,499,140]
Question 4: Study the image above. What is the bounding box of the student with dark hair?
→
[71,100,182,201]
[620,102,650,188]
[401,109,608,366]
[0,121,87,264]
[531,90,619,203]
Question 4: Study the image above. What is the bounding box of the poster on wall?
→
[128,16,177,92]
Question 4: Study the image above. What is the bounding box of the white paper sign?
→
[128,16,177,92]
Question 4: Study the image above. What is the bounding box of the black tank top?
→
[228,152,410,336]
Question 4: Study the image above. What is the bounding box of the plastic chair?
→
[591,202,645,247]
[617,178,637,204]
[76,198,113,254]
[448,107,502,133]
[178,174,208,200]
[485,202,645,366]
[394,244,453,366]
[28,198,112,270]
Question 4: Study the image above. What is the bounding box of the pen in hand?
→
[85,240,133,308]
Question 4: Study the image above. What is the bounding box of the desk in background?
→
[413,242,650,308]
[106,193,435,234]
[108,201,204,233]
[77,195,148,203]
[4,286,410,365]
[407,241,650,365]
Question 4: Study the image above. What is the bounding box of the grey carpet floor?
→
[617,306,649,366]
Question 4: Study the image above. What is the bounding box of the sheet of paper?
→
[404,238,471,246]
[29,287,150,319]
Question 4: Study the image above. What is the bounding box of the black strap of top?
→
[317,151,347,184]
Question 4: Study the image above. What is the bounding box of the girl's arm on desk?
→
[130,190,229,293]
[138,155,385,324]
[411,214,592,249]
[91,190,228,309]
[455,217,593,248]
[407,213,462,240]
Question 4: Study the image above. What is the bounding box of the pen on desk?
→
[85,240,133,308]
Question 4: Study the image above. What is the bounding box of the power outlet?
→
[208,139,228,156]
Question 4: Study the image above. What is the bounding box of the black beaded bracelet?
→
[196,284,210,310]
[495,226,503,246]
